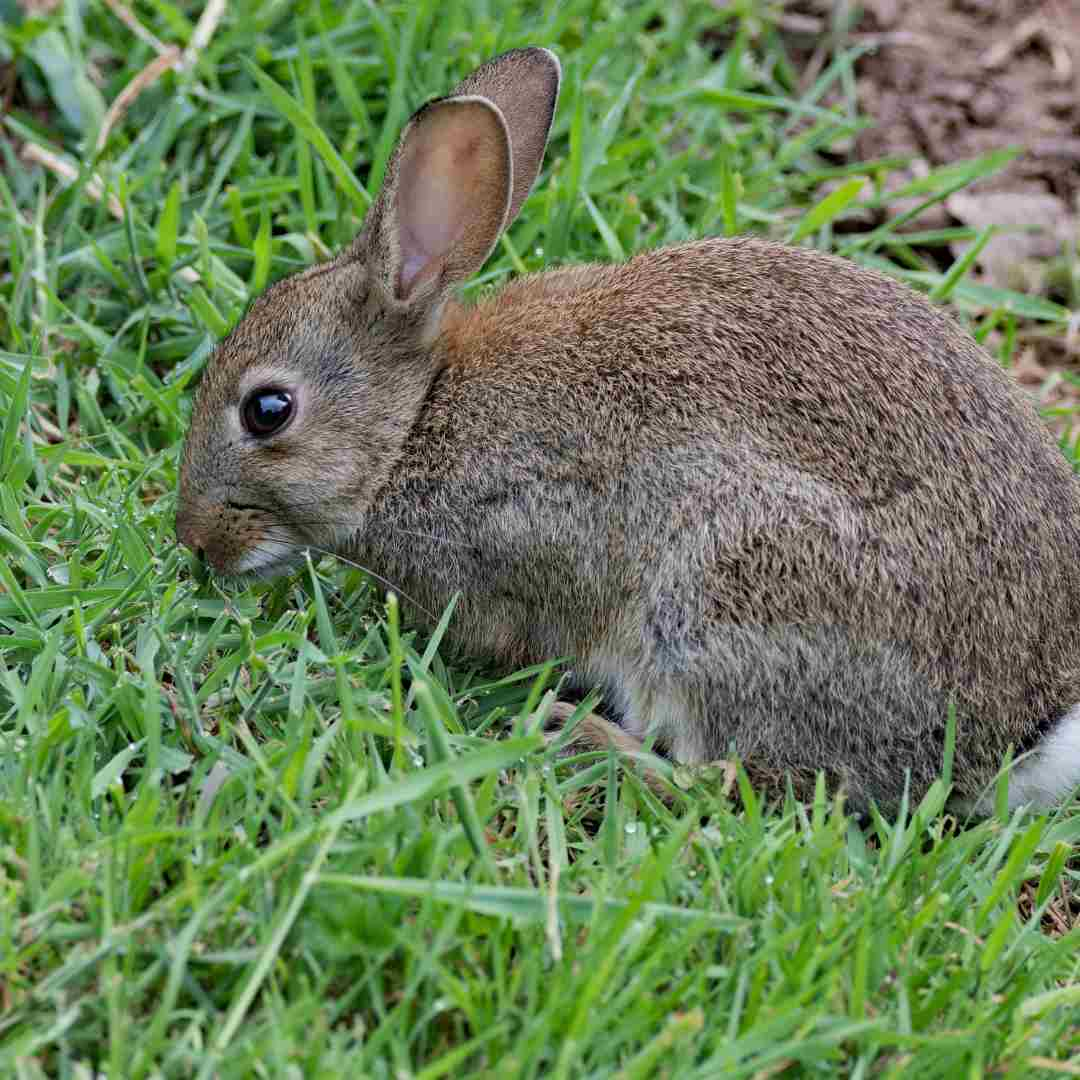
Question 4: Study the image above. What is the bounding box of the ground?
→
[833,0,1080,404]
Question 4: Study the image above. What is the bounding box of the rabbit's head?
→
[176,47,560,575]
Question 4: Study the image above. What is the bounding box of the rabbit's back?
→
[364,236,1080,807]
[441,236,1069,502]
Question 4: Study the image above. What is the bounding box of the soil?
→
[855,0,1080,207]
[783,0,1080,424]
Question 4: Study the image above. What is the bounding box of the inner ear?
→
[449,47,561,226]
[392,96,512,300]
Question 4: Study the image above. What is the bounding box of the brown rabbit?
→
[176,47,1080,814]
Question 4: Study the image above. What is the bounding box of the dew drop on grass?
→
[624,821,638,835]
[410,753,423,767]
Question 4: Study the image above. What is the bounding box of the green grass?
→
[2,0,1080,1075]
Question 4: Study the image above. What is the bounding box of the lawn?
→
[2,1,1080,1076]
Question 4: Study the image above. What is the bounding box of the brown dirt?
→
[784,0,1080,428]
[854,0,1080,203]
[854,0,1080,427]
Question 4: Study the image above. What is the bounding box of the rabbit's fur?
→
[177,47,1080,813]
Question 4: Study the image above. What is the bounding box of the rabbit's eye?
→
[242,388,293,437]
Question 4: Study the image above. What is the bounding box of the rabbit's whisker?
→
[258,535,437,621]
[257,518,473,549]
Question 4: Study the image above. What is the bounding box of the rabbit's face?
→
[176,258,437,577]
[176,47,560,577]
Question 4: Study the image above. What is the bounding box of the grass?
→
[2,0,1080,1075]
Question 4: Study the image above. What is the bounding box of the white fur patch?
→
[967,703,1080,814]
[235,543,301,579]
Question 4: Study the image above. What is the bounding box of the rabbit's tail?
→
[957,702,1080,814]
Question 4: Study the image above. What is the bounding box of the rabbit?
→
[176,45,1080,814]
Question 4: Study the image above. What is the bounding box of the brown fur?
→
[177,48,1080,812]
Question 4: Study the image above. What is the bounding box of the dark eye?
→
[242,388,293,437]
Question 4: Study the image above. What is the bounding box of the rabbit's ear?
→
[449,47,560,228]
[361,95,512,303]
